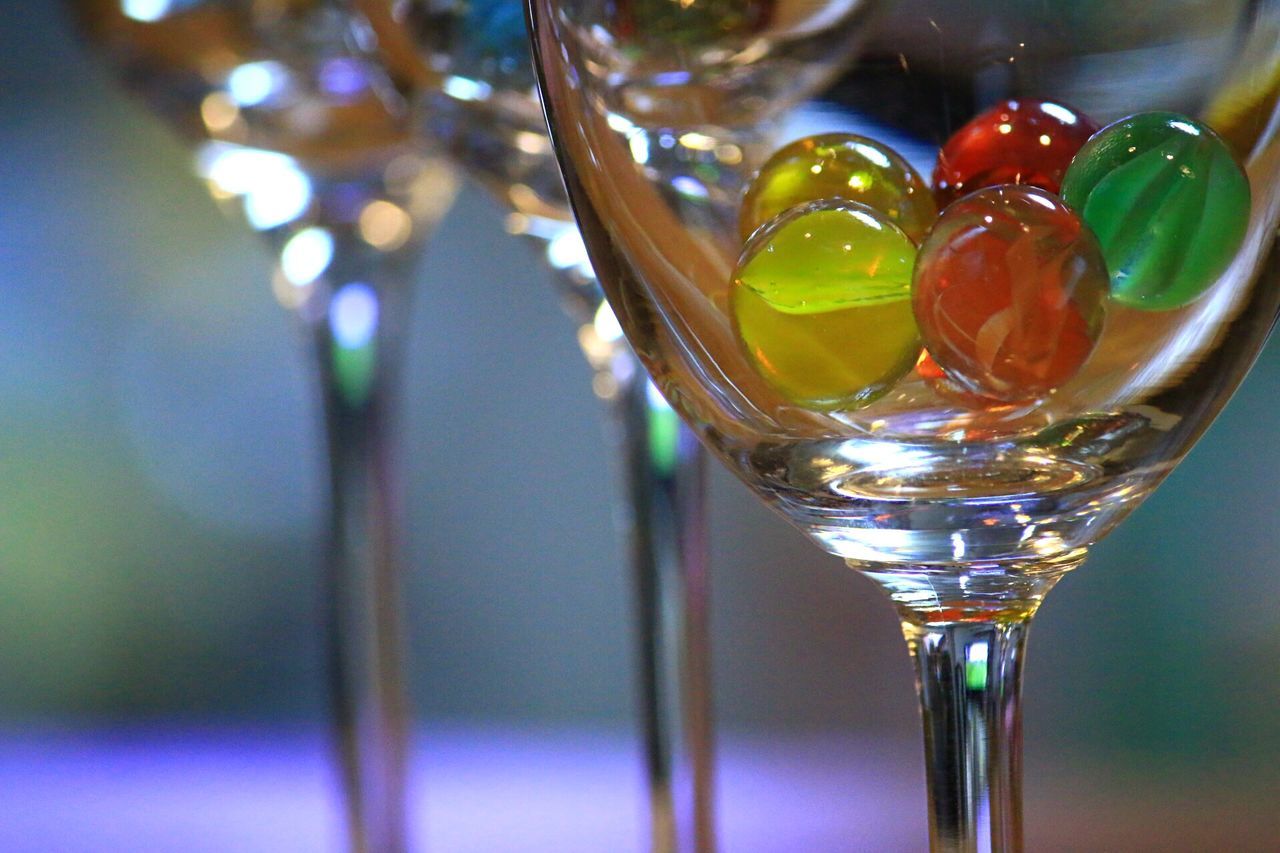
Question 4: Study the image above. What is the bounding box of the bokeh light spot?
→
[199,145,313,230]
[200,92,240,134]
[122,0,171,22]
[280,227,333,286]
[331,283,379,349]
[227,61,287,107]
[357,201,412,251]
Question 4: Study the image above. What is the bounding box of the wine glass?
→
[67,2,460,850]
[529,0,1280,848]
[354,1,718,848]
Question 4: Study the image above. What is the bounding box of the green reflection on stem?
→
[334,340,377,408]
[647,393,680,477]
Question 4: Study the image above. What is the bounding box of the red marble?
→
[933,99,1099,207]
[912,185,1108,403]
[915,350,997,407]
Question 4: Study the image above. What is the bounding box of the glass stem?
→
[311,270,413,853]
[904,617,1029,853]
[858,556,1081,853]
[612,360,716,853]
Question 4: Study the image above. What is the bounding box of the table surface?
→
[1,724,1276,852]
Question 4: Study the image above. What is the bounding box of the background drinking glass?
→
[65,1,459,849]
[357,1,717,847]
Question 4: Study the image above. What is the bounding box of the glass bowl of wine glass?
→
[529,0,1280,847]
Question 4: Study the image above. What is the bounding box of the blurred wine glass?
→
[355,1,718,847]
[67,1,460,850]
[529,0,1280,848]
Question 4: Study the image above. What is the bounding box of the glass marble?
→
[933,99,1099,207]
[912,186,1108,403]
[1060,111,1251,311]
[733,200,920,410]
[740,133,936,242]
[461,0,531,75]
[609,0,772,46]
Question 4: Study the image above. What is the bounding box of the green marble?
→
[1061,112,1250,311]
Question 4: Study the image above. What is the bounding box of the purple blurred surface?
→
[0,725,921,852]
[3,725,1278,851]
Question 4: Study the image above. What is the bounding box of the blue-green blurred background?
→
[4,0,1280,836]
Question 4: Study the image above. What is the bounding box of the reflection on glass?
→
[68,1,461,850]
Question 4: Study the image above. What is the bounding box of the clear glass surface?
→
[67,2,461,850]
[529,0,1280,848]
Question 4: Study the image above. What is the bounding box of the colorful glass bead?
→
[933,99,1099,207]
[461,0,534,82]
[740,133,936,242]
[609,0,772,46]
[912,185,1108,402]
[733,200,921,410]
[1060,111,1250,311]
